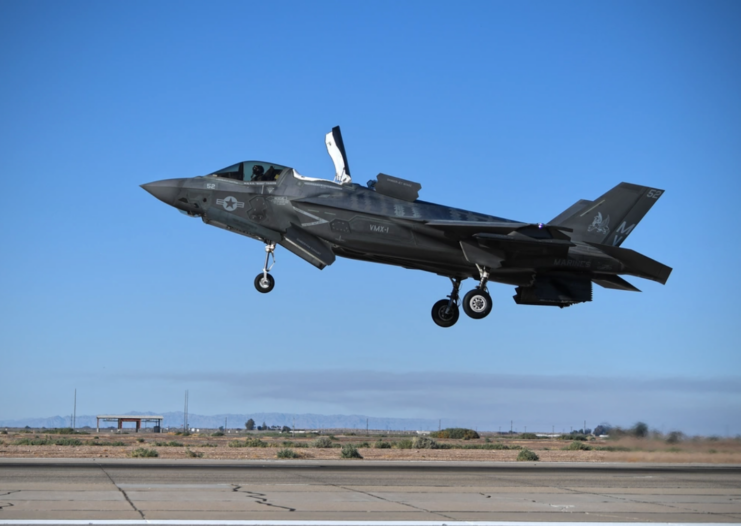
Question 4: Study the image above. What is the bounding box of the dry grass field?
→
[1,430,739,463]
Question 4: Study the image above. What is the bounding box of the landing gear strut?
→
[431,278,462,328]
[462,265,492,319]
[254,243,276,293]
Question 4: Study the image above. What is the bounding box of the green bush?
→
[340,444,363,459]
[110,441,126,447]
[374,440,392,449]
[14,437,82,446]
[130,447,158,458]
[201,443,219,447]
[211,431,224,437]
[431,428,480,440]
[666,431,684,444]
[559,433,588,441]
[412,436,438,449]
[154,441,183,447]
[311,436,334,448]
[136,438,145,443]
[518,433,538,440]
[565,441,592,451]
[277,448,298,459]
[185,449,204,458]
[393,439,413,449]
[516,449,539,461]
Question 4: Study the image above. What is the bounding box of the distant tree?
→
[632,421,649,438]
[245,419,255,430]
[281,425,291,433]
[261,421,267,430]
[593,424,611,436]
[218,426,224,432]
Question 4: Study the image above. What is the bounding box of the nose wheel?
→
[254,243,276,294]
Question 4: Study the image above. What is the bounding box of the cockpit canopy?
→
[209,161,291,182]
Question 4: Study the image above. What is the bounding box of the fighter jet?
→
[142,126,672,327]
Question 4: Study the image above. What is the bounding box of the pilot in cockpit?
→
[251,164,265,181]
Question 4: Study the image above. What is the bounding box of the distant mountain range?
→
[0,411,448,431]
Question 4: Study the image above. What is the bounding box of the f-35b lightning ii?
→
[142,127,671,327]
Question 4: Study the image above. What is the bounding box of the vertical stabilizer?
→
[554,183,664,246]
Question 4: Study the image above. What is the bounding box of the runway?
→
[0,459,739,522]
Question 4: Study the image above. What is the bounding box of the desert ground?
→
[1,429,739,463]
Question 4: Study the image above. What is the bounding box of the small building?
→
[96,415,164,433]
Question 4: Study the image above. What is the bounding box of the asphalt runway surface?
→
[0,459,740,522]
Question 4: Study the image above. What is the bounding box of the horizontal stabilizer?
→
[592,275,641,292]
[587,242,672,285]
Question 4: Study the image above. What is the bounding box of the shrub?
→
[666,431,684,444]
[431,428,480,440]
[516,449,539,461]
[374,440,392,449]
[211,431,224,437]
[559,433,588,441]
[136,438,145,443]
[277,448,298,459]
[130,448,158,458]
[340,444,363,459]
[154,441,183,447]
[595,445,631,452]
[518,433,538,440]
[228,438,267,448]
[393,439,413,449]
[312,436,334,448]
[631,422,649,438]
[110,441,126,447]
[14,437,82,446]
[201,443,218,447]
[565,441,592,451]
[185,449,203,458]
[412,436,438,449]
[1,430,7,435]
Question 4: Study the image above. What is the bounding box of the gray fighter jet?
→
[142,127,671,327]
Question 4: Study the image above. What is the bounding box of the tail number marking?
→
[647,189,663,199]
[612,221,636,246]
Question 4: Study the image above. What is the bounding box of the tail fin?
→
[551,183,664,246]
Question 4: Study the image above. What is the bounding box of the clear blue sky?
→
[1,0,739,435]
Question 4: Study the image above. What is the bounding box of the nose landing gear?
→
[431,278,462,328]
[254,243,276,293]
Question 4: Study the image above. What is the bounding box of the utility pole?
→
[73,389,77,430]
[366,418,369,436]
[225,417,227,432]
[439,419,441,432]
[184,390,189,432]
[510,420,513,433]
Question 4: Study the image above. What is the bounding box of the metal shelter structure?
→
[96,415,163,433]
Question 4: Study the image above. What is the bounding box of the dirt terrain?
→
[1,430,739,463]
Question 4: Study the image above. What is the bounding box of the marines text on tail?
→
[142,127,672,327]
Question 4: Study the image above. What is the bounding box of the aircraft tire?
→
[462,288,492,319]
[254,273,275,293]
[431,299,459,328]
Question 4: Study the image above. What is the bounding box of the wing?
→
[425,220,575,267]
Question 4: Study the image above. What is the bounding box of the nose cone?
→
[141,179,183,206]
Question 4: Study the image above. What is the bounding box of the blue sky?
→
[1,0,739,435]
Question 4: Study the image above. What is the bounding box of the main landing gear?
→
[431,278,461,328]
[431,267,493,327]
[254,243,276,293]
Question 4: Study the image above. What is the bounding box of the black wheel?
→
[254,273,275,293]
[431,299,459,328]
[462,288,492,319]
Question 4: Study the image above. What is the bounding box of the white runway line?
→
[0,522,735,526]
